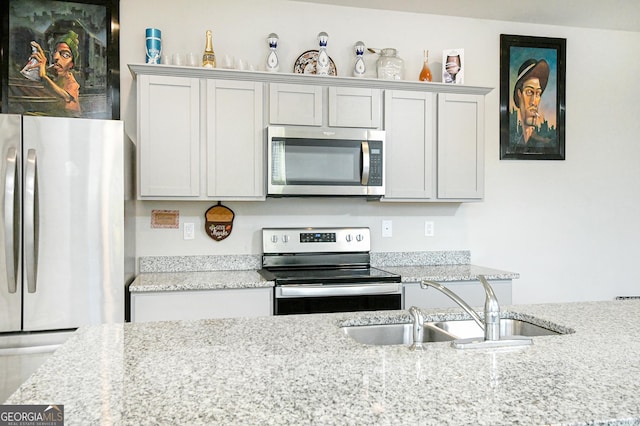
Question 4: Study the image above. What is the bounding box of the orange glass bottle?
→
[419,49,433,82]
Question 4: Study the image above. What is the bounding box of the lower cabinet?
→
[130,288,273,323]
[403,280,512,309]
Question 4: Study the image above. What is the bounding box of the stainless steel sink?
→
[342,318,562,346]
[341,323,452,346]
[431,318,561,339]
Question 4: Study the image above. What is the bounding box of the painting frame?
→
[500,34,566,160]
[0,0,120,119]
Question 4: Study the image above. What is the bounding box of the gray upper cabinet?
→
[135,72,264,200]
[137,74,200,198]
[382,90,485,202]
[129,64,491,202]
[383,90,436,200]
[437,93,485,200]
[328,87,381,128]
[269,83,381,128]
[205,80,264,200]
[269,83,322,126]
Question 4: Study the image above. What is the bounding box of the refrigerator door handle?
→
[25,148,38,293]
[4,147,18,293]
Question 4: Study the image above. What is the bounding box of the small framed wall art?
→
[500,34,566,160]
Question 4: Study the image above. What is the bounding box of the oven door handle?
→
[278,283,401,297]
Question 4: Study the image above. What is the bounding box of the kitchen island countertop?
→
[6,300,640,425]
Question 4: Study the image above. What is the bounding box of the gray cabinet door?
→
[206,80,264,199]
[383,90,435,201]
[437,93,485,200]
[138,75,200,197]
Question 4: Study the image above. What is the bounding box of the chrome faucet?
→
[418,275,531,349]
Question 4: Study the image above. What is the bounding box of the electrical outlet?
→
[382,220,393,237]
[424,221,435,237]
[184,222,195,240]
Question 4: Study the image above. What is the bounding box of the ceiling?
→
[294,0,640,33]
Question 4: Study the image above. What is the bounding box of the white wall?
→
[120,0,640,304]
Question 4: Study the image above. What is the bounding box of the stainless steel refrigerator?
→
[0,114,131,399]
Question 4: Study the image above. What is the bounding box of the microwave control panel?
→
[368,141,383,186]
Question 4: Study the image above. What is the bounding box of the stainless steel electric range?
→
[258,227,402,315]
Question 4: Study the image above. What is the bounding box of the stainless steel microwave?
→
[267,126,386,197]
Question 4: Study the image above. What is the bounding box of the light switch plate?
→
[424,221,435,237]
[184,222,195,240]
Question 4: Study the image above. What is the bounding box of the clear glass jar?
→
[376,48,404,80]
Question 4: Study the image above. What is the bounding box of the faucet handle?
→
[408,306,425,350]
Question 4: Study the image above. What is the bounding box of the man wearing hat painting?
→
[27,30,81,116]
[512,58,550,146]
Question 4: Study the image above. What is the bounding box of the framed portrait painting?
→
[0,0,120,119]
[500,34,566,160]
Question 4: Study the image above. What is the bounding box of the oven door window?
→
[272,139,362,186]
[275,294,401,315]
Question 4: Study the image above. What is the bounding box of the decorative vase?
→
[266,33,279,72]
[145,28,162,64]
[353,41,366,78]
[376,48,404,80]
[419,49,432,82]
[316,32,330,76]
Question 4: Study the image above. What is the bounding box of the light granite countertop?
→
[128,265,518,293]
[387,264,519,283]
[6,300,640,425]
[129,270,274,292]
[130,251,519,293]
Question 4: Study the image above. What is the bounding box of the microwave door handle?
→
[361,141,370,185]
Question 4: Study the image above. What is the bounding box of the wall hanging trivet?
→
[204,202,235,241]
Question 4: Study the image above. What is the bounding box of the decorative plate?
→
[293,50,337,76]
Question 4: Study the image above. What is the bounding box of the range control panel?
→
[300,232,337,243]
[262,227,370,254]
